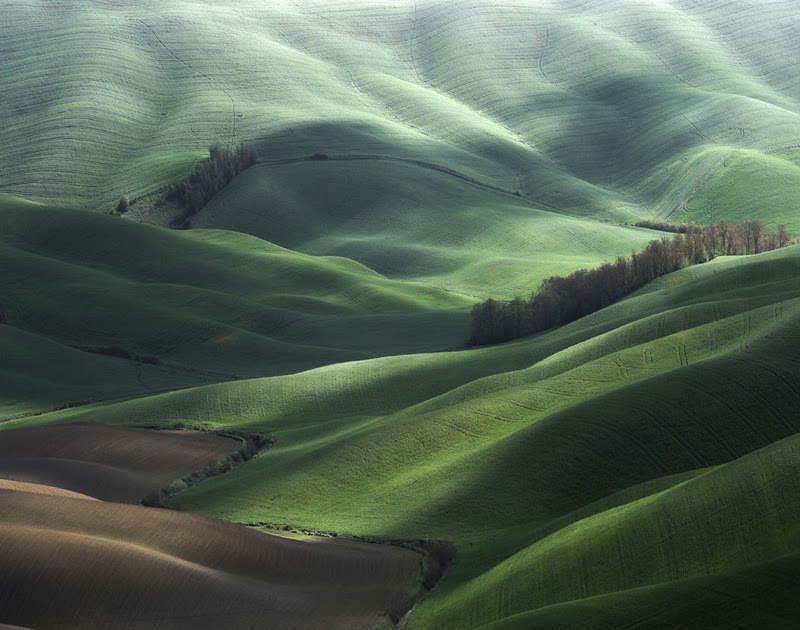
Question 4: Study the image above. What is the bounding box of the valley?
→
[2,1,800,628]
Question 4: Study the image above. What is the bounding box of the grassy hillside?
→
[0,193,474,418]
[3,0,800,234]
[193,158,656,297]
[13,244,800,628]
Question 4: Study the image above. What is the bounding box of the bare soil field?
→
[0,486,420,629]
[0,423,236,502]
[0,479,98,501]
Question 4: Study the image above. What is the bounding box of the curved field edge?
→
[0,422,238,502]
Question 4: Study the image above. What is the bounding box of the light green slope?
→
[13,245,800,628]
[472,437,800,629]
[193,158,657,298]
[4,0,800,232]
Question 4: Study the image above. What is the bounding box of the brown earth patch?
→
[0,488,421,629]
[0,422,237,502]
[0,479,98,501]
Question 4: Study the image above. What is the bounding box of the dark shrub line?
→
[109,143,257,225]
[469,220,794,346]
[168,142,258,228]
[80,345,162,365]
[141,428,275,510]
[633,219,686,233]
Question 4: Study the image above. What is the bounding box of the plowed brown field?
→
[0,479,98,501]
[0,423,236,502]
[0,486,420,629]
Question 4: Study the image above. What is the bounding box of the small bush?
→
[423,541,457,590]
[116,195,130,214]
[141,491,164,508]
[167,142,258,227]
[386,591,414,624]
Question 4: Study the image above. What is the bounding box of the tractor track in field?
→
[666,151,731,221]
[137,20,237,148]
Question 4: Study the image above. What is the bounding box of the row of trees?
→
[169,142,258,228]
[469,219,794,346]
[633,219,686,233]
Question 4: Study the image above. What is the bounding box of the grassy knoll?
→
[194,158,656,298]
[13,244,800,628]
[3,0,800,234]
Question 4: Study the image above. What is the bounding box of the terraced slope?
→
[3,0,800,234]
[0,486,420,629]
[0,422,236,502]
[15,244,800,628]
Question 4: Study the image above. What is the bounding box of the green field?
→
[4,0,800,231]
[10,243,800,628]
[3,1,800,628]
[0,193,477,416]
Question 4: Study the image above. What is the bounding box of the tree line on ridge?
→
[469,220,794,346]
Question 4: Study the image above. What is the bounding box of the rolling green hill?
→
[4,1,800,627]
[0,193,474,418]
[4,0,800,233]
[11,244,800,628]
[193,157,656,297]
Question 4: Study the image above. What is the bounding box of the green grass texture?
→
[193,158,657,298]
[3,0,800,231]
[13,243,800,628]
[0,193,474,417]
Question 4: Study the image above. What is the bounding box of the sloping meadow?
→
[2,0,800,230]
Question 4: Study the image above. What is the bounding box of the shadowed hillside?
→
[0,193,473,418]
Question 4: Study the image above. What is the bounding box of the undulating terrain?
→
[2,1,800,628]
